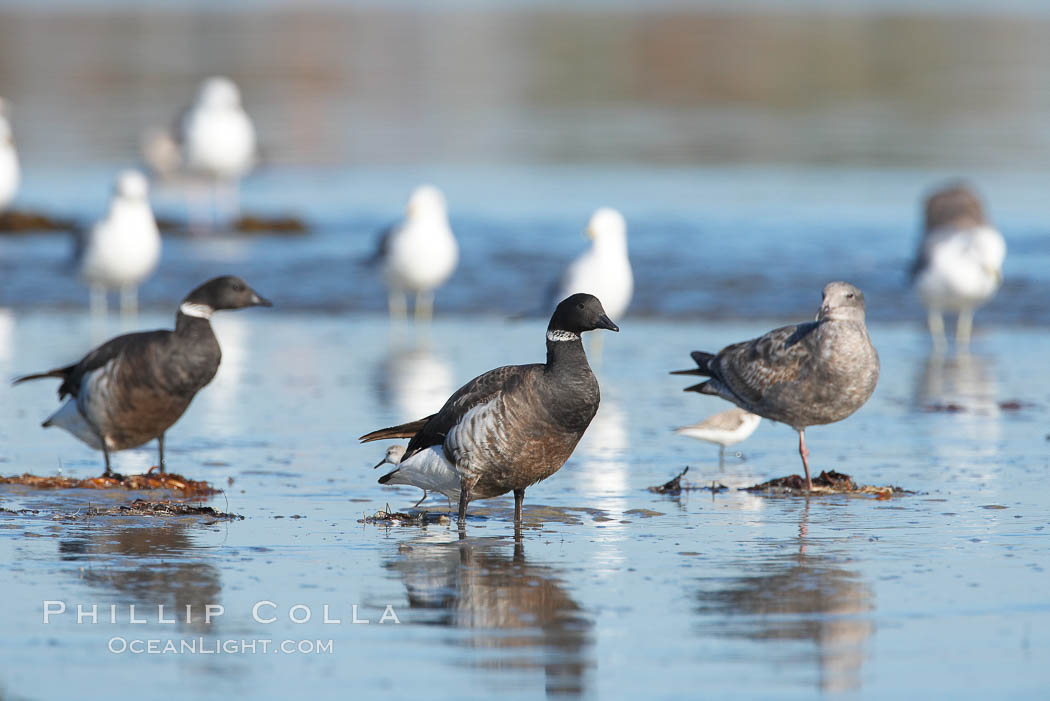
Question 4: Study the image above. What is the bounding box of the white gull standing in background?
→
[0,99,20,213]
[374,185,459,322]
[78,170,162,316]
[911,182,1006,353]
[178,76,257,222]
[555,208,632,357]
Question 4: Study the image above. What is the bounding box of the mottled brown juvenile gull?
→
[672,282,879,491]
[911,182,1005,352]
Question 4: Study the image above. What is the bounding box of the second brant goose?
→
[672,282,879,491]
[360,293,619,524]
[13,276,271,476]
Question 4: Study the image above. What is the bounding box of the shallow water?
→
[1,312,1048,698]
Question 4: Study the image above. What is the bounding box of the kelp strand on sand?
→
[0,471,219,498]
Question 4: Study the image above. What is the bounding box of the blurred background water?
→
[0,0,1047,321]
[1,2,1049,700]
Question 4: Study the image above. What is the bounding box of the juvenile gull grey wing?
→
[672,281,879,490]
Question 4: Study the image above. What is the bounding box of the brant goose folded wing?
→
[361,293,619,525]
[377,185,458,322]
[911,182,1005,352]
[672,282,879,491]
[13,276,271,476]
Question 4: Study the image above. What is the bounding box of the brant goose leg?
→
[457,485,470,525]
[513,488,525,525]
[157,433,166,473]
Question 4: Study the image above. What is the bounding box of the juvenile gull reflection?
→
[694,507,874,692]
[58,522,222,629]
[386,534,592,697]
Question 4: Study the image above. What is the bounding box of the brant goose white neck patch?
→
[179,302,214,319]
[546,329,581,342]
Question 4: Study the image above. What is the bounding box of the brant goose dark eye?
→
[576,302,584,310]
[232,283,243,292]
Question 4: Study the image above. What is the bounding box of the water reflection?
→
[694,507,874,692]
[386,534,592,697]
[913,352,1001,464]
[372,341,454,420]
[58,522,222,629]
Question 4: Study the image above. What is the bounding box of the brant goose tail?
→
[12,364,76,386]
[360,416,433,443]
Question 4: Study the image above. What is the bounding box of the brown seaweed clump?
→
[359,505,451,527]
[647,467,729,495]
[232,214,308,234]
[742,470,909,499]
[0,209,75,233]
[0,471,219,498]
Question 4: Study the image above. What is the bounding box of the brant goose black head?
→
[818,281,866,323]
[181,276,272,318]
[548,293,619,339]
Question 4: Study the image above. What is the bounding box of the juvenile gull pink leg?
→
[798,429,812,492]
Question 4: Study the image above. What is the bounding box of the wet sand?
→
[1,312,1048,698]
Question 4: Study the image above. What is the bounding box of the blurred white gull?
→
[0,99,20,213]
[78,170,161,316]
[178,76,257,224]
[912,183,1006,352]
[675,407,761,468]
[376,185,459,322]
[556,208,633,323]
[179,76,256,182]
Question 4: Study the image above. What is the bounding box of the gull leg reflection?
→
[695,504,874,692]
[386,534,592,697]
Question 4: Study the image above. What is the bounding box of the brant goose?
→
[180,77,257,182]
[77,170,161,316]
[672,282,879,491]
[911,182,1005,352]
[13,276,271,476]
[360,293,619,524]
[556,208,633,325]
[675,408,761,469]
[372,185,458,322]
[0,99,19,213]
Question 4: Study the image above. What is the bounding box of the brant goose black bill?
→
[672,282,879,491]
[360,293,619,525]
[13,275,271,476]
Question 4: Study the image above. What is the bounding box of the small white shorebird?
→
[376,185,459,322]
[675,408,761,469]
[912,183,1006,353]
[0,99,20,213]
[372,444,431,508]
[78,170,162,316]
[556,208,632,357]
[178,76,257,222]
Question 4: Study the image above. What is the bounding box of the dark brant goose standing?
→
[360,293,619,524]
[672,282,879,491]
[13,276,271,475]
